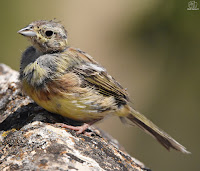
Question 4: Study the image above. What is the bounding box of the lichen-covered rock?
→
[0,64,150,171]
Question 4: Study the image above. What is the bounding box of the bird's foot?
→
[58,123,90,134]
[56,119,101,136]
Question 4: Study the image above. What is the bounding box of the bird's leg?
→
[57,119,101,134]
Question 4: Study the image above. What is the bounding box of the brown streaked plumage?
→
[18,20,190,153]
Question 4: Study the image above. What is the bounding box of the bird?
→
[18,20,190,154]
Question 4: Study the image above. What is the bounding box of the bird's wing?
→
[65,48,130,106]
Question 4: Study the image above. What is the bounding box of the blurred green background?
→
[0,0,199,170]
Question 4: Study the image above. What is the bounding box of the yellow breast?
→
[22,80,113,122]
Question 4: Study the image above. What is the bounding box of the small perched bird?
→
[18,20,190,153]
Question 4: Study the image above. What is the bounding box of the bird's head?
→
[18,20,68,53]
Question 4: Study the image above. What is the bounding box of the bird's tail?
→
[125,107,190,154]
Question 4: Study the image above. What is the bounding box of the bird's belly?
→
[22,81,114,122]
[37,96,108,121]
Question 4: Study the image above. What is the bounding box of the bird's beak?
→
[17,25,37,37]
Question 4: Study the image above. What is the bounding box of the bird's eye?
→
[45,30,54,37]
